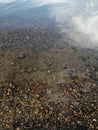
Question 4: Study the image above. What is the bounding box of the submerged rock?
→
[18,54,25,59]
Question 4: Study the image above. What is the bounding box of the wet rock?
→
[26,36,29,40]
[23,94,28,100]
[93,119,97,122]
[10,62,15,66]
[71,73,78,79]
[18,54,25,59]
[92,83,96,87]
[26,68,32,73]
[33,68,37,71]
[64,66,67,69]
[16,127,20,130]
[47,70,51,74]
[9,83,16,89]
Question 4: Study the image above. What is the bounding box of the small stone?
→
[9,83,15,89]
[7,92,10,95]
[48,70,51,74]
[64,65,67,69]
[23,94,28,100]
[92,84,96,87]
[86,69,89,72]
[91,104,94,107]
[53,76,56,80]
[10,62,14,65]
[93,119,97,122]
[8,88,11,93]
[19,111,21,114]
[77,121,81,124]
[35,94,39,98]
[26,68,32,73]
[18,54,25,59]
[47,89,52,94]
[16,127,20,130]
[26,36,29,40]
[34,68,37,71]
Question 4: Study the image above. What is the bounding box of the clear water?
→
[0,0,98,48]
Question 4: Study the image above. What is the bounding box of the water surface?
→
[0,0,98,48]
[0,1,98,130]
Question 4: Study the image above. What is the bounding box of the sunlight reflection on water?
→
[0,0,98,49]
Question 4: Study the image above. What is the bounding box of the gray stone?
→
[18,54,25,59]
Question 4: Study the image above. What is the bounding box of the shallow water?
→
[0,1,98,130]
[0,0,98,48]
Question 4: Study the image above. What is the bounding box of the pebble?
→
[86,69,90,72]
[34,68,37,71]
[48,70,51,74]
[16,128,20,130]
[9,83,15,89]
[10,62,15,65]
[92,84,96,87]
[93,119,97,122]
[18,54,25,59]
[47,89,52,94]
[26,36,29,40]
